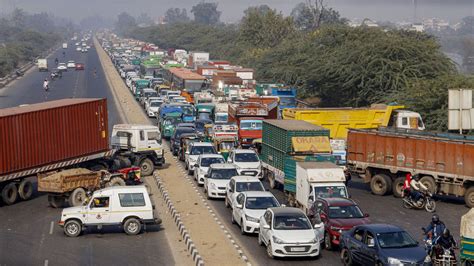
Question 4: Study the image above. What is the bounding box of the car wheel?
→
[258,232,264,246]
[266,242,274,259]
[325,231,333,250]
[187,169,193,175]
[64,220,82,237]
[123,218,141,235]
[240,220,246,235]
[185,163,188,170]
[340,248,353,266]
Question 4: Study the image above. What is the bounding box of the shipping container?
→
[0,98,108,178]
[347,128,474,207]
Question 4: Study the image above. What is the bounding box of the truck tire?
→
[106,177,126,187]
[392,177,405,198]
[89,163,108,171]
[64,219,82,237]
[465,186,474,208]
[1,183,18,205]
[140,158,154,176]
[419,176,437,195]
[48,195,66,208]
[18,179,33,200]
[123,218,141,235]
[68,188,87,207]
[370,174,392,196]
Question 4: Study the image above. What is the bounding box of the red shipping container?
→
[0,98,109,176]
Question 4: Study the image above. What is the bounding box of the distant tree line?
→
[0,9,73,77]
[122,1,474,131]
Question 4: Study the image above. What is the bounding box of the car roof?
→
[95,185,148,194]
[357,224,404,233]
[191,142,213,147]
[233,149,257,154]
[241,191,274,197]
[231,175,261,182]
[199,154,224,159]
[209,163,237,169]
[319,197,356,206]
[270,207,305,216]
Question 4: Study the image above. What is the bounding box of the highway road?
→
[0,43,176,265]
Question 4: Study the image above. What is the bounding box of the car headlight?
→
[245,215,259,223]
[387,257,403,266]
[209,183,217,189]
[272,236,286,244]
[309,236,319,244]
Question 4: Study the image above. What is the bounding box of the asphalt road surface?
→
[0,43,176,265]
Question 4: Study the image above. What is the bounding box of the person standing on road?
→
[43,79,49,91]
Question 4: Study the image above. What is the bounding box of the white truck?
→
[37,59,48,72]
[214,102,229,124]
[296,162,349,212]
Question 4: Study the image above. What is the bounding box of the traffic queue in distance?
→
[98,32,469,265]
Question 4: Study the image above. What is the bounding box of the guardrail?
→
[0,46,59,89]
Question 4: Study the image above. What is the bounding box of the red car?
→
[75,63,85,70]
[308,197,370,250]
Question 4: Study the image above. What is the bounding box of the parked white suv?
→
[232,191,280,235]
[204,163,239,199]
[185,142,217,174]
[228,149,262,179]
[194,154,225,185]
[59,186,161,237]
[225,175,265,208]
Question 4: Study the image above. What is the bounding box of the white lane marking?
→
[44,260,49,266]
[49,221,54,235]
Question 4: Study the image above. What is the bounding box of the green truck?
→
[196,103,216,121]
[133,79,151,100]
[260,119,347,209]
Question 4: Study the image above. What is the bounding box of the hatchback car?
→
[232,191,280,234]
[258,207,322,258]
[75,63,85,70]
[204,163,239,199]
[67,60,76,68]
[194,154,225,185]
[185,142,217,174]
[57,63,67,71]
[227,149,262,178]
[340,224,427,266]
[309,198,370,250]
[225,175,265,208]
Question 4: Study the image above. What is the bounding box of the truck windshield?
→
[328,205,364,219]
[314,186,347,198]
[279,97,296,106]
[215,114,228,123]
[240,120,262,130]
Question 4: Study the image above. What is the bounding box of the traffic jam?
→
[95,32,474,265]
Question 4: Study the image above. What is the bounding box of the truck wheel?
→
[64,220,82,237]
[370,174,391,196]
[1,183,18,205]
[140,158,154,176]
[48,195,66,208]
[68,188,86,207]
[106,177,126,187]
[123,218,141,235]
[392,177,405,198]
[18,179,33,200]
[464,186,474,208]
[419,176,437,195]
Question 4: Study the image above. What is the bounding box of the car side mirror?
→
[364,213,370,217]
[263,224,270,230]
[314,223,323,229]
[236,204,243,209]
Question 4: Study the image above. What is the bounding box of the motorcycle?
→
[402,189,436,212]
[432,245,456,266]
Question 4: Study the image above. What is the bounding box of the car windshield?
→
[377,231,419,249]
[240,120,262,130]
[164,117,181,125]
[181,106,195,116]
[235,153,259,162]
[210,168,239,180]
[191,146,216,155]
[200,157,225,167]
[245,197,279,210]
[273,214,312,230]
[236,182,264,192]
[328,205,364,219]
[150,101,163,107]
[314,186,348,198]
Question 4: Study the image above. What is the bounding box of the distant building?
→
[361,19,379,27]
[411,23,424,32]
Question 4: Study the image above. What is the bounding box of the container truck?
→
[346,128,474,207]
[37,59,48,72]
[260,120,348,209]
[228,101,277,147]
[0,98,164,205]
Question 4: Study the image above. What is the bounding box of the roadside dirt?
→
[95,38,246,266]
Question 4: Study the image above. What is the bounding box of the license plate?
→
[291,247,305,252]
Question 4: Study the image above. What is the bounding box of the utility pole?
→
[412,0,418,23]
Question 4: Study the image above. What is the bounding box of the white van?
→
[59,186,160,237]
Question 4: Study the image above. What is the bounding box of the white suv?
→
[185,142,217,174]
[228,149,262,179]
[204,163,239,199]
[225,175,265,208]
[59,186,161,237]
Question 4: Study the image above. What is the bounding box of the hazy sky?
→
[1,0,472,23]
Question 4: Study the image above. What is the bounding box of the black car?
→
[170,127,196,156]
[340,224,427,266]
[195,119,213,135]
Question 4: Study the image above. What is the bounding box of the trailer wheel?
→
[1,183,18,205]
[140,158,154,176]
[392,177,405,198]
[465,186,474,208]
[68,188,86,207]
[18,179,33,200]
[419,176,437,195]
[106,177,126,187]
[370,174,391,196]
[48,195,66,208]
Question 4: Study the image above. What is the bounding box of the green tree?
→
[291,1,346,31]
[191,2,221,25]
[164,8,190,24]
[116,12,137,34]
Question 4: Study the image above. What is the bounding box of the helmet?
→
[443,228,450,237]
[432,214,440,224]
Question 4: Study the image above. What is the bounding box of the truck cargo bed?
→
[38,168,100,193]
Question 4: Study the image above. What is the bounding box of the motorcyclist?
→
[409,175,428,206]
[434,228,457,259]
[43,79,49,91]
[401,173,412,197]
[424,214,446,244]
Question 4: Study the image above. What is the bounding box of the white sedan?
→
[66,61,75,68]
[232,191,280,235]
[193,154,225,185]
[258,207,322,259]
[57,63,67,71]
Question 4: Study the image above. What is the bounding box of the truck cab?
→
[111,124,164,175]
[392,110,425,130]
